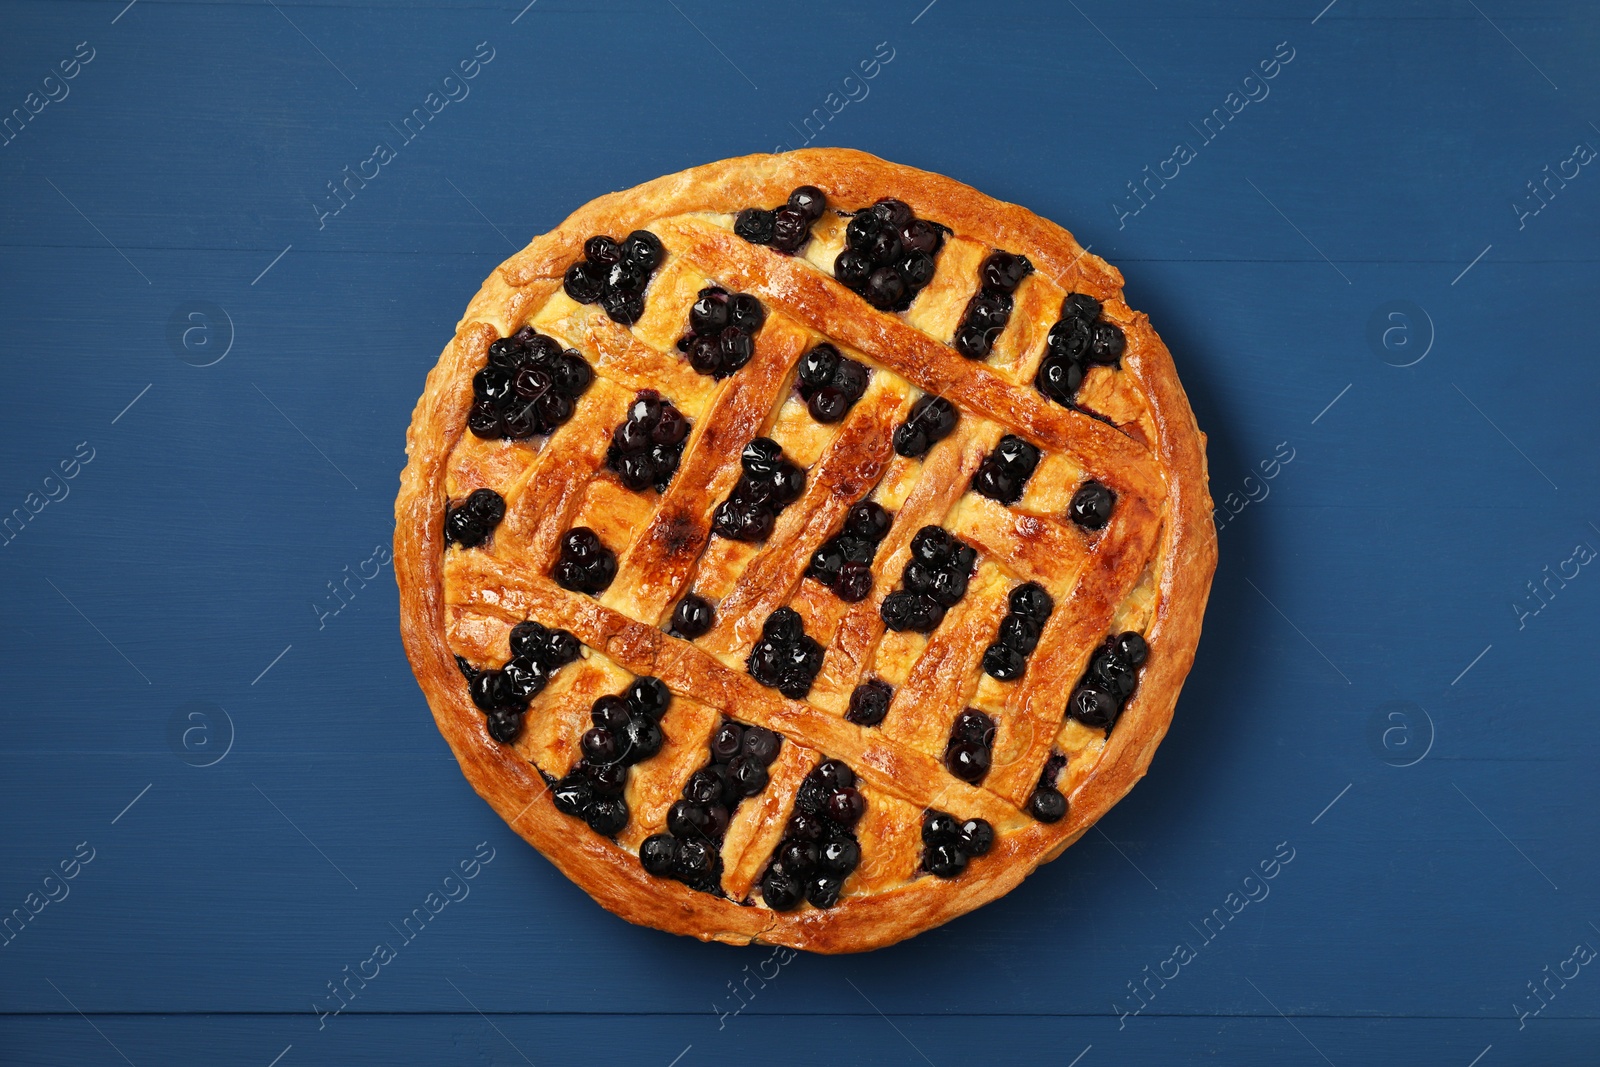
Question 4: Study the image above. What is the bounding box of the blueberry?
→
[793,777,827,816]
[727,754,770,797]
[713,497,774,542]
[994,435,1040,476]
[798,344,840,391]
[469,669,514,713]
[814,759,855,791]
[445,508,488,549]
[467,399,503,438]
[718,325,754,371]
[551,775,592,817]
[1115,631,1149,668]
[913,395,958,438]
[640,833,678,875]
[972,463,1019,504]
[581,727,618,765]
[922,812,960,845]
[710,720,745,763]
[880,590,943,633]
[834,249,872,289]
[619,715,663,765]
[1069,481,1115,530]
[1061,292,1102,321]
[734,207,776,244]
[923,842,967,878]
[770,205,810,254]
[1028,786,1067,823]
[667,800,711,839]
[788,810,825,841]
[835,562,873,602]
[959,818,994,857]
[591,694,631,732]
[541,629,583,667]
[899,251,936,290]
[1009,582,1053,622]
[584,235,621,264]
[806,876,843,909]
[967,290,1011,332]
[846,680,892,727]
[807,387,848,423]
[485,709,523,744]
[839,505,885,545]
[508,621,547,660]
[761,867,803,911]
[599,287,645,325]
[667,594,714,640]
[1090,321,1126,364]
[741,725,781,765]
[893,423,930,458]
[928,566,968,608]
[587,760,628,796]
[998,614,1041,654]
[628,676,671,718]
[606,260,647,293]
[686,335,723,377]
[827,787,865,826]
[1067,686,1119,729]
[741,437,784,476]
[1047,316,1092,361]
[982,643,1027,681]
[870,198,913,231]
[613,451,652,491]
[689,288,730,335]
[563,261,605,304]
[982,251,1032,293]
[552,353,592,397]
[900,218,942,256]
[831,358,868,399]
[487,338,521,369]
[844,212,882,252]
[952,709,994,747]
[682,770,722,805]
[622,230,664,271]
[954,323,994,360]
[535,390,573,428]
[502,656,548,699]
[902,560,935,596]
[770,463,806,505]
[585,795,628,836]
[910,526,955,567]
[944,741,991,784]
[473,367,513,405]
[1091,651,1138,700]
[675,837,714,880]
[865,227,903,267]
[761,606,803,644]
[729,294,765,333]
[819,837,861,876]
[788,185,827,220]
[1036,354,1085,404]
[864,267,907,310]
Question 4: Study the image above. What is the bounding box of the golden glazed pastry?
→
[395,150,1215,953]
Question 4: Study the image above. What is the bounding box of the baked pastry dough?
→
[395,149,1215,952]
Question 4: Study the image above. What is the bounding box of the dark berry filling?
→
[1065,631,1148,734]
[759,759,865,911]
[920,809,994,878]
[953,251,1032,360]
[639,718,783,894]
[551,526,617,595]
[551,677,672,837]
[675,286,767,379]
[444,488,505,549]
[563,230,664,325]
[605,389,690,493]
[669,592,715,639]
[746,606,825,699]
[795,343,871,424]
[711,437,806,542]
[1027,751,1069,823]
[461,619,583,745]
[734,185,828,255]
[981,581,1055,682]
[971,434,1041,505]
[834,198,945,311]
[845,678,893,727]
[892,394,960,459]
[1068,480,1115,530]
[470,327,593,441]
[943,708,995,784]
[806,500,892,602]
[880,526,976,633]
[1035,291,1125,406]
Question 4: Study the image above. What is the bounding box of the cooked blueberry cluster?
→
[639,718,783,894]
[562,231,665,326]
[676,286,767,379]
[1027,751,1069,823]
[605,390,690,493]
[669,592,715,639]
[943,708,995,784]
[470,327,594,440]
[1035,292,1126,406]
[806,501,892,603]
[795,343,870,424]
[880,527,976,633]
[444,488,505,549]
[1069,480,1116,530]
[759,759,865,911]
[711,438,806,542]
[954,251,1033,360]
[460,619,583,744]
[982,582,1055,682]
[971,434,1041,505]
[746,607,824,699]
[734,185,828,255]
[846,678,893,727]
[1066,631,1148,733]
[551,677,671,836]
[834,198,945,311]
[892,395,959,459]
[921,810,994,879]
[552,527,616,595]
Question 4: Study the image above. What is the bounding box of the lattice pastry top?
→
[395,150,1216,953]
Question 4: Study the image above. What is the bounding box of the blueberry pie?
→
[395,150,1216,953]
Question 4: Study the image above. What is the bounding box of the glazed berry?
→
[798,344,840,389]
[834,249,871,288]
[893,395,959,459]
[997,615,1041,655]
[924,842,967,879]
[1090,321,1126,365]
[591,694,631,733]
[689,289,730,334]
[952,709,994,747]
[864,267,907,310]
[444,488,506,548]
[845,502,890,541]
[469,670,514,713]
[899,251,936,290]
[806,876,843,909]
[819,837,860,874]
[485,709,522,744]
[734,207,776,244]
[880,590,943,633]
[846,680,892,727]
[606,390,689,492]
[622,230,664,271]
[619,716,663,765]
[945,740,991,783]
[674,837,714,881]
[788,810,825,842]
[1048,316,1092,361]
[502,657,548,700]
[599,284,645,325]
[710,720,744,763]
[901,218,941,255]
[1069,481,1115,530]
[982,251,1032,293]
[788,185,827,220]
[544,629,583,666]
[959,818,994,857]
[668,799,711,839]
[742,437,783,476]
[972,435,1041,505]
[678,289,761,378]
[627,676,671,718]
[551,776,592,817]
[761,867,803,911]
[922,811,960,845]
[981,643,1027,681]
[770,206,810,253]
[815,759,855,791]
[741,726,781,765]
[585,795,628,836]
[640,833,678,876]
[552,526,617,594]
[563,261,605,304]
[714,440,804,542]
[1010,583,1053,622]
[827,786,865,827]
[728,754,770,798]
[1035,353,1086,405]
[587,760,628,796]
[835,562,873,601]
[584,235,621,264]
[1028,786,1067,823]
[1115,631,1149,667]
[581,727,618,765]
[1068,686,1119,729]
[910,526,955,567]
[1062,292,1102,321]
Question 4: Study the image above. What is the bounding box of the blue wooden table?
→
[3,1,1597,1064]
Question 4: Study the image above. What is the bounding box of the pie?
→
[394,149,1216,953]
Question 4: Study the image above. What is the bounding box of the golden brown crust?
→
[395,149,1215,953]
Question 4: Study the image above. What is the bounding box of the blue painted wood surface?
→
[2,1,1597,1064]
